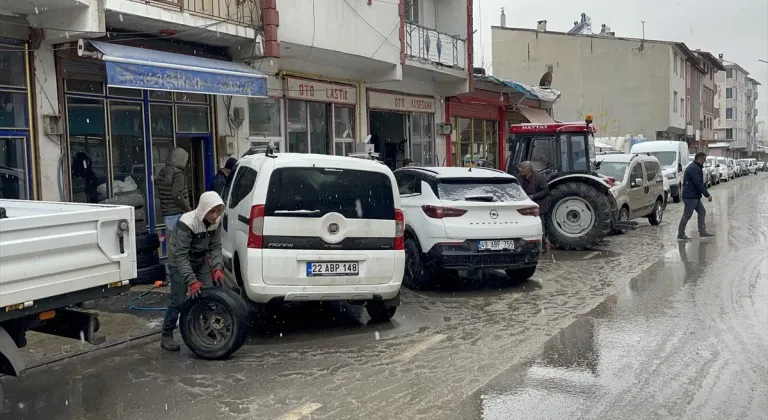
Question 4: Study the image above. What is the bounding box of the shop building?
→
[446,74,561,169]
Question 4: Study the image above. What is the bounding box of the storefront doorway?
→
[0,136,28,200]
[176,135,212,209]
[369,111,407,169]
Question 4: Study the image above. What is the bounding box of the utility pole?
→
[641,21,645,39]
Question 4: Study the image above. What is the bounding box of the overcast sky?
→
[473,0,768,128]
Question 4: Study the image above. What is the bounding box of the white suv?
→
[394,167,543,289]
[220,153,405,322]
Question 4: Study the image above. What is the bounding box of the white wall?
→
[34,43,66,202]
[668,48,686,131]
[492,28,671,139]
[278,0,400,65]
[435,0,467,38]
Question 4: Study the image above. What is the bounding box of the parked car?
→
[219,152,405,323]
[758,161,766,172]
[739,158,758,175]
[704,156,720,186]
[630,141,690,203]
[733,159,744,177]
[716,157,733,181]
[394,166,542,288]
[597,154,665,231]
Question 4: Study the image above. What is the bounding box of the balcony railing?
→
[136,0,262,27]
[405,22,466,70]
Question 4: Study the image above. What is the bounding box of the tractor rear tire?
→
[545,182,613,251]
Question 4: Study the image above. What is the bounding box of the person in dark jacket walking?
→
[156,147,191,231]
[518,161,550,247]
[209,157,237,197]
[678,152,714,241]
[160,191,226,352]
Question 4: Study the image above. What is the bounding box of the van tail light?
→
[394,209,405,250]
[517,206,540,216]
[421,205,468,219]
[247,205,265,249]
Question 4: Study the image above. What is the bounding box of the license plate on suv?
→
[477,240,516,251]
[306,262,359,276]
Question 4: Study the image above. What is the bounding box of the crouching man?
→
[161,191,226,351]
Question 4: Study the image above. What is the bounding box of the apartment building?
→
[0,0,473,244]
[693,51,725,152]
[714,58,758,158]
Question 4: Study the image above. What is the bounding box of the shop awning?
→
[518,106,556,124]
[87,40,267,97]
[708,142,731,148]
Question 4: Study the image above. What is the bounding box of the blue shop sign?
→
[106,62,268,97]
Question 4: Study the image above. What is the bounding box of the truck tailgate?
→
[0,200,137,309]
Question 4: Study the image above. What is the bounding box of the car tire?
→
[179,287,251,361]
[647,199,663,226]
[505,265,537,282]
[614,206,630,234]
[403,237,434,290]
[137,250,160,269]
[546,182,613,251]
[135,233,160,253]
[132,263,167,285]
[366,301,397,323]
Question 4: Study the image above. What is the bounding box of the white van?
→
[219,153,405,322]
[629,141,690,203]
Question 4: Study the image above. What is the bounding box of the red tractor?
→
[505,116,636,250]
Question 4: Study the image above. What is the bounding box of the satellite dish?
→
[539,71,553,87]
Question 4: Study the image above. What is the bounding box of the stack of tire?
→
[133,232,166,285]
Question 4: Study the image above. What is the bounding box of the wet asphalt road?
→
[2,174,767,420]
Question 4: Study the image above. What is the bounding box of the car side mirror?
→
[632,178,643,188]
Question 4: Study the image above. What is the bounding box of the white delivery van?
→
[219,152,405,323]
[629,141,690,203]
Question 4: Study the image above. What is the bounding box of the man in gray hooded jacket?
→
[161,191,226,351]
[156,147,192,231]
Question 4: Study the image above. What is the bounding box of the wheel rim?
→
[619,208,629,221]
[184,300,235,349]
[655,202,663,221]
[551,197,596,238]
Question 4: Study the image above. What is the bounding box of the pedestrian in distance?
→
[403,158,414,167]
[678,152,714,241]
[156,147,192,232]
[160,191,226,352]
[518,161,551,248]
[209,157,237,197]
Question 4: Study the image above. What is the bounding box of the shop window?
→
[287,100,331,154]
[248,97,281,137]
[66,79,105,95]
[0,92,28,128]
[287,100,308,153]
[0,137,27,199]
[0,48,26,87]
[175,92,208,104]
[108,86,143,99]
[334,106,355,156]
[150,104,175,224]
[109,100,148,207]
[454,118,497,167]
[484,120,499,168]
[67,96,108,203]
[309,102,330,154]
[149,90,173,101]
[176,105,210,132]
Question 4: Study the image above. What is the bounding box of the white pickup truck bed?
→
[0,199,137,311]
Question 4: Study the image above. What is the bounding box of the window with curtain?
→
[334,105,355,156]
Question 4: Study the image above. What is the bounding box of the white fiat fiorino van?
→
[629,141,690,203]
[219,152,405,322]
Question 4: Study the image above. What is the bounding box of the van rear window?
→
[265,167,395,220]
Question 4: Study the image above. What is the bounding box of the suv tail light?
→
[421,205,467,219]
[394,209,405,250]
[247,205,265,248]
[517,206,540,216]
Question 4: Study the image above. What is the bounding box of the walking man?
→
[160,191,226,351]
[156,147,192,231]
[209,157,237,197]
[518,161,551,247]
[678,152,714,241]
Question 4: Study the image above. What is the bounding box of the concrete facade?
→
[491,25,698,141]
[714,59,758,158]
[694,51,726,153]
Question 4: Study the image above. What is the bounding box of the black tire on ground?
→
[647,199,664,226]
[132,263,167,285]
[366,301,397,323]
[135,233,160,252]
[505,265,537,282]
[614,206,630,234]
[179,287,251,361]
[402,236,434,290]
[137,250,160,268]
[545,182,614,251]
